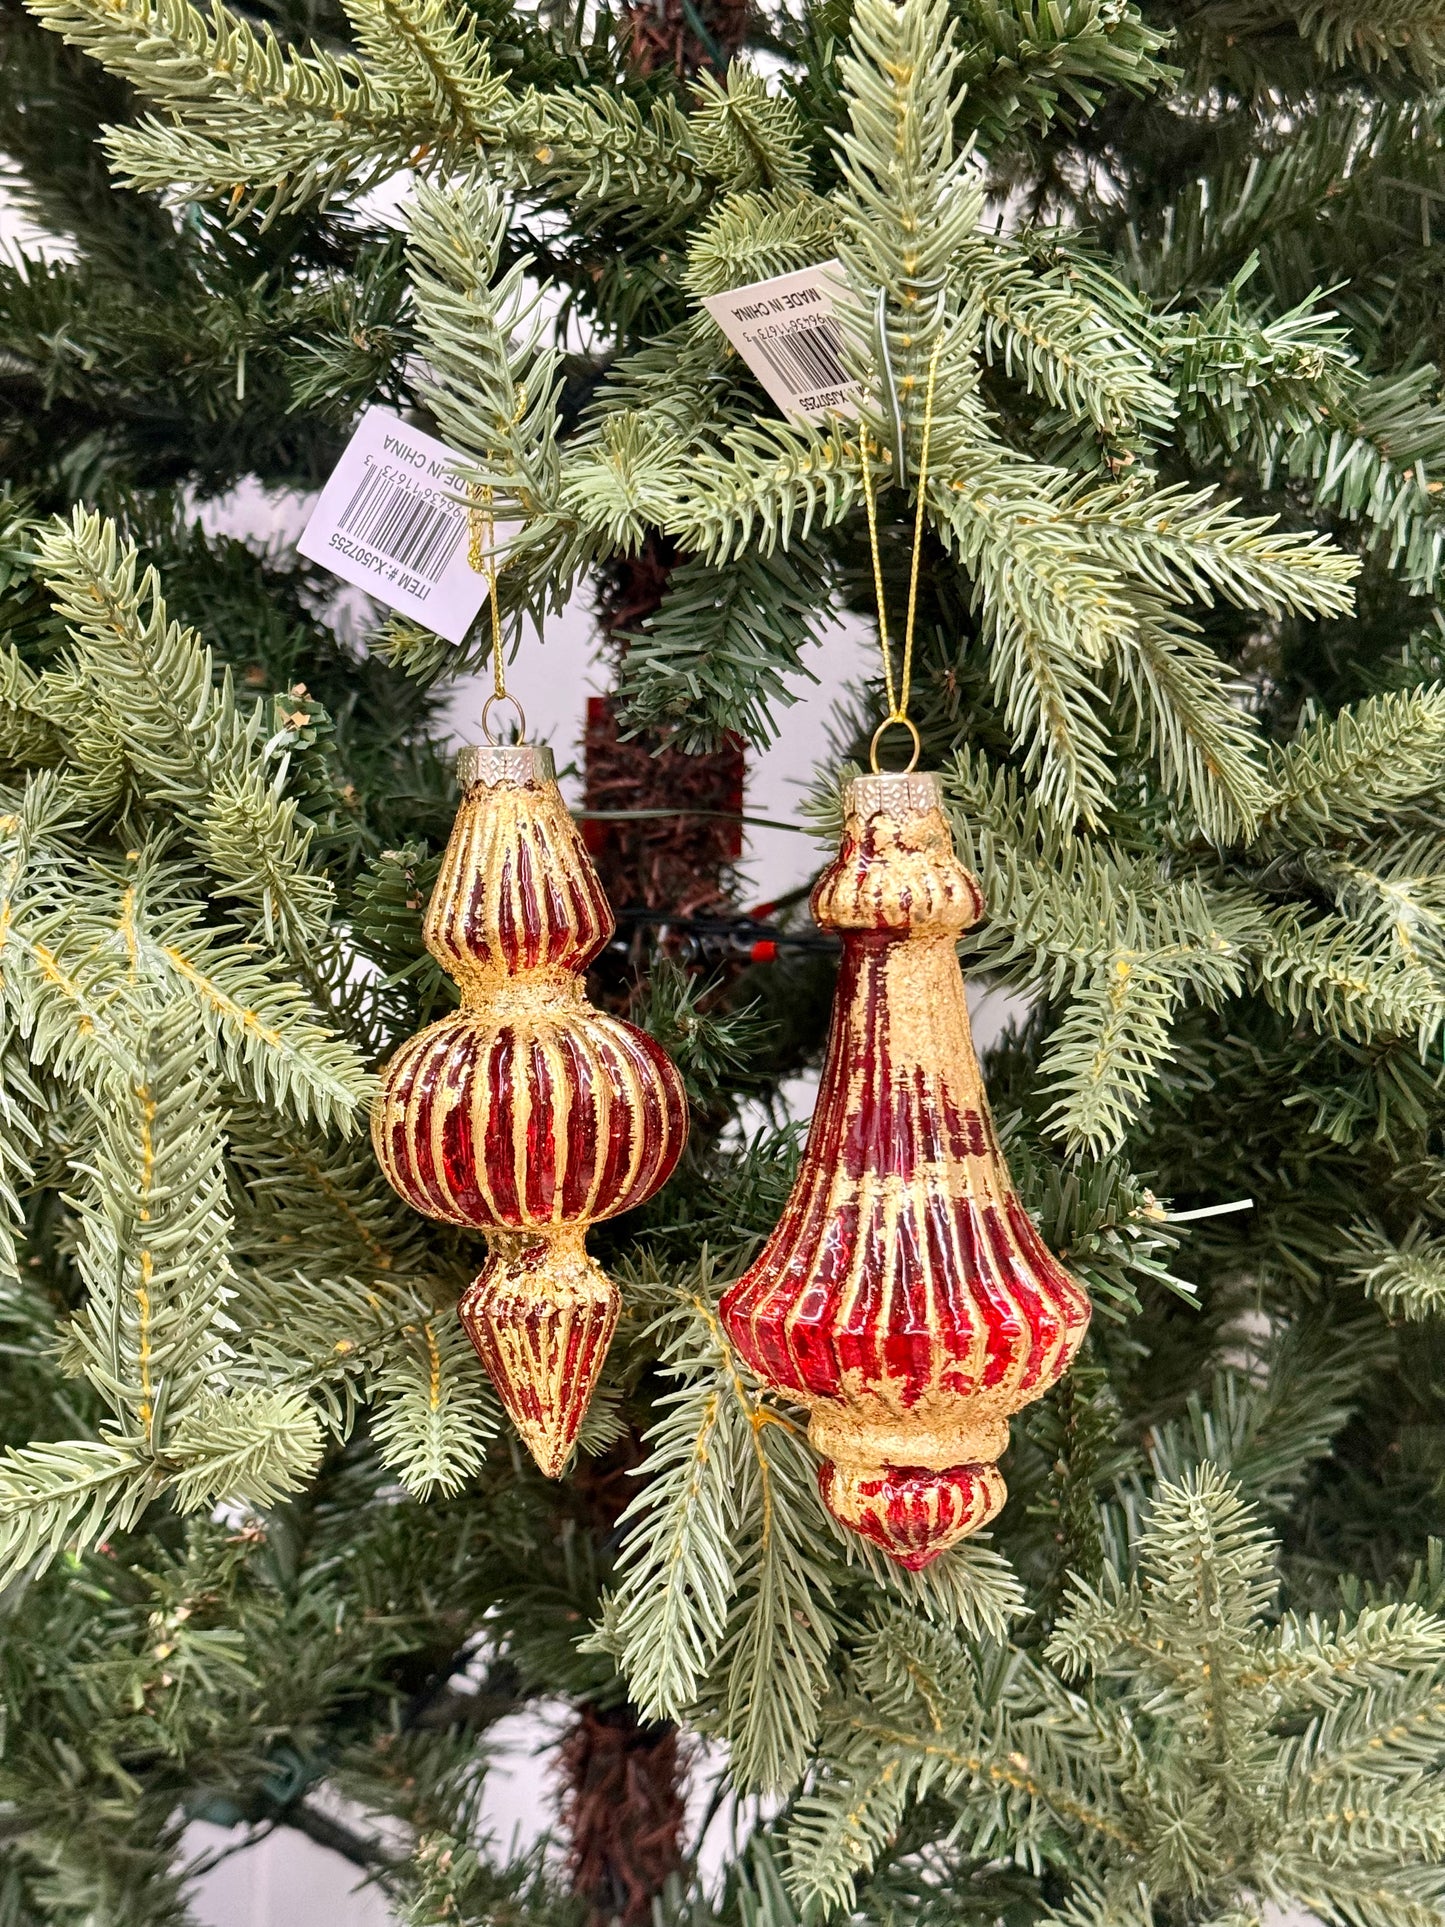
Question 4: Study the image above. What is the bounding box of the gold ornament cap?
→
[457,743,555,790]
[844,769,941,821]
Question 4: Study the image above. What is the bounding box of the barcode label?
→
[703,261,858,422]
[297,407,491,644]
[751,317,850,399]
[335,465,467,581]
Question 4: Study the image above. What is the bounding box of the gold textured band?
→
[844,769,941,819]
[457,743,556,789]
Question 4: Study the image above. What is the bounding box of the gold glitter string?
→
[468,487,526,744]
[858,333,944,774]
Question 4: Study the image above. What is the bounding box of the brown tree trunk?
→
[557,1705,690,1927]
[585,534,745,921]
[569,14,749,1869]
[620,0,751,77]
[556,1443,691,1927]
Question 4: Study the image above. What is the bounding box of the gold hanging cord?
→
[858,332,944,775]
[468,487,527,745]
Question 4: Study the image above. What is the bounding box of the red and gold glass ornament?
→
[372,743,689,1476]
[720,770,1091,1569]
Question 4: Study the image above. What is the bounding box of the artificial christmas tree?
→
[7,0,1445,1921]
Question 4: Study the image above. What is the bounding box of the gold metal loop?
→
[481,691,528,745]
[869,714,921,774]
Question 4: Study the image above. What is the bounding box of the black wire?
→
[609,908,839,955]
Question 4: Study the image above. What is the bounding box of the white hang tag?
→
[703,260,858,422]
[298,406,490,644]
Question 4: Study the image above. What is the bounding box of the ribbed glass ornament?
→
[373,745,688,1476]
[720,771,1090,1567]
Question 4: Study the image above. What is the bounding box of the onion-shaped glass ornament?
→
[372,744,688,1476]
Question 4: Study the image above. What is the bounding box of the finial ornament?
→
[720,772,1090,1566]
[373,746,688,1475]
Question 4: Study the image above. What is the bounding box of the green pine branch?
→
[1344,1220,1445,1319]
[617,545,829,751]
[36,510,336,960]
[369,1317,498,1499]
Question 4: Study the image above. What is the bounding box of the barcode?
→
[752,317,851,398]
[336,464,466,581]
